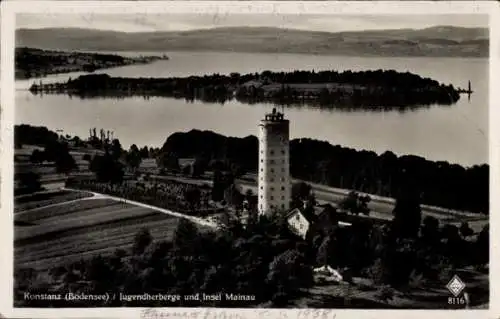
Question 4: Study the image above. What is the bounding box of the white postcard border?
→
[1,1,499,318]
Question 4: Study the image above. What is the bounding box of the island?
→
[28,70,463,109]
[15,47,169,80]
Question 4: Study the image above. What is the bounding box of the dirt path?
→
[62,187,218,229]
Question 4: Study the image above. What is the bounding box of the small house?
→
[286,204,351,240]
[241,80,264,89]
[313,265,344,284]
[138,158,160,174]
[285,208,311,239]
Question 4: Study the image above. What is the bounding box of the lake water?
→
[15,51,489,167]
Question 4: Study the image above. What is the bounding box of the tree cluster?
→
[29,140,77,174]
[15,124,59,148]
[28,69,460,109]
[16,215,314,307]
[310,186,488,292]
[338,191,371,215]
[16,47,163,80]
[89,154,125,184]
[16,172,42,195]
[161,130,488,214]
[15,125,77,194]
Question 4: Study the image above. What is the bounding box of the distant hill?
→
[16,26,489,58]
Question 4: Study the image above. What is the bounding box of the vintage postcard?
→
[1,1,499,318]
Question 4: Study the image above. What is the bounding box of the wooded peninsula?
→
[16,47,168,80]
[28,70,462,109]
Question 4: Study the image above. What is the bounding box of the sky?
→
[16,13,488,33]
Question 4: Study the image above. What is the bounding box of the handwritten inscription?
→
[141,308,335,319]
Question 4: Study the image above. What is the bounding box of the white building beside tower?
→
[258,108,291,216]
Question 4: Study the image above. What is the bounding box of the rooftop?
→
[263,107,286,122]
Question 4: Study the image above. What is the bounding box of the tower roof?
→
[263,107,286,122]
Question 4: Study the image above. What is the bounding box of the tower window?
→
[270,196,274,200]
[270,160,275,164]
[270,187,274,191]
[281,150,285,155]
[270,178,274,182]
[281,196,285,200]
[281,204,285,209]
[281,168,285,172]
[270,150,274,155]
[270,169,274,173]
[281,186,285,191]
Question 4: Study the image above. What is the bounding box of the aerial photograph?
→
[12,12,489,309]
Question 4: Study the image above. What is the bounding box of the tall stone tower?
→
[258,108,290,215]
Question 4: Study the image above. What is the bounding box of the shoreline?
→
[26,48,490,59]
[28,70,462,109]
[15,47,169,80]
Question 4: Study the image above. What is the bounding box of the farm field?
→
[14,190,94,213]
[15,198,118,223]
[14,197,189,271]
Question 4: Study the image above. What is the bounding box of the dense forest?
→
[15,47,167,79]
[28,69,461,109]
[161,130,488,214]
